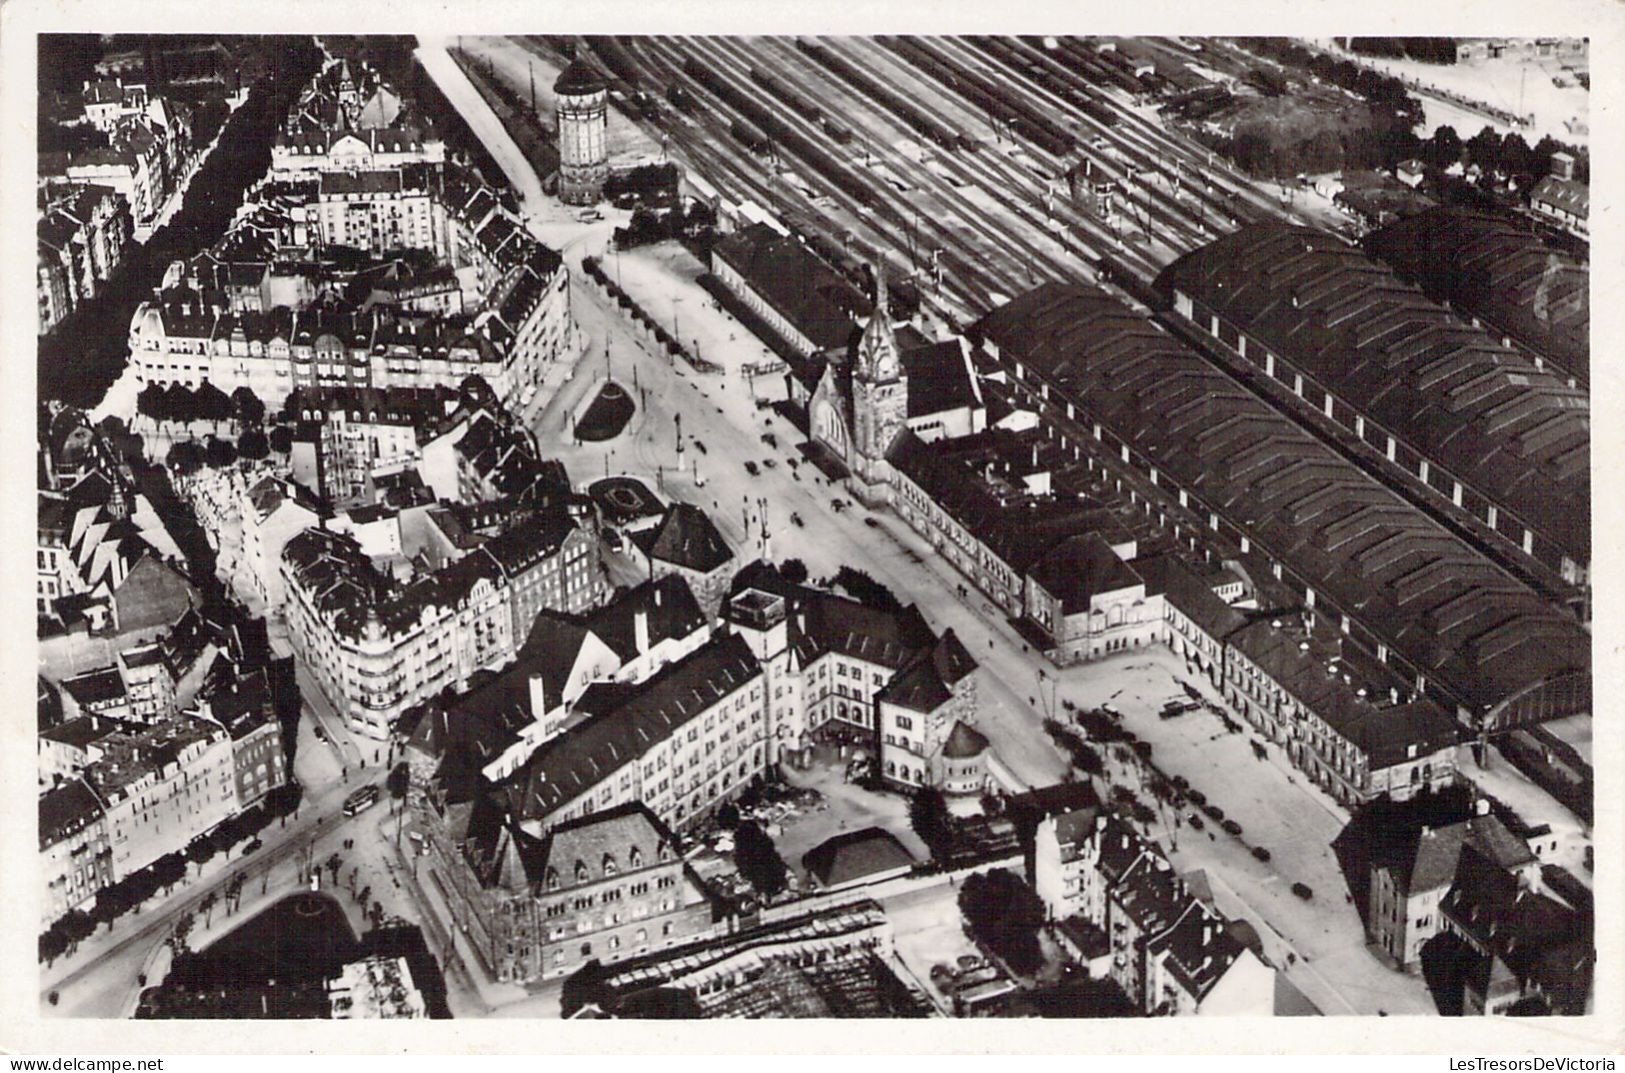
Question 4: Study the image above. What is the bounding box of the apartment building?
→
[82,714,238,883]
[1032,808,1276,1016]
[281,500,603,739]
[40,778,114,926]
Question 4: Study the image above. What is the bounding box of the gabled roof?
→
[1387,813,1539,894]
[1440,846,1591,1014]
[711,224,867,351]
[976,281,1589,718]
[1530,175,1588,219]
[876,631,977,713]
[1155,224,1588,562]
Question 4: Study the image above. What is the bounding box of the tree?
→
[168,911,195,956]
[779,558,809,585]
[167,439,205,478]
[908,786,953,860]
[957,869,1047,977]
[387,761,410,811]
[238,427,270,460]
[1425,125,1462,170]
[194,381,232,428]
[1465,124,1503,172]
[732,820,788,897]
[204,436,237,469]
[153,852,188,894]
[268,425,295,454]
[137,383,169,429]
[230,386,266,427]
[562,958,613,1018]
[40,928,69,966]
[186,835,218,872]
[58,908,95,951]
[225,871,247,914]
[164,383,199,426]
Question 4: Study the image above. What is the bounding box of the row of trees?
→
[39,783,303,964]
[1346,38,1460,64]
[1218,118,1587,187]
[137,382,266,430]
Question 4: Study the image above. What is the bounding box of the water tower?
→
[554,49,608,205]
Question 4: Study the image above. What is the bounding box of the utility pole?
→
[530,62,537,113]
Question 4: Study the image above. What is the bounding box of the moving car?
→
[343,785,381,817]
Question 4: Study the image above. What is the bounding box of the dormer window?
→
[657,842,670,862]
[628,846,642,868]
[602,853,617,876]
[545,868,560,892]
[575,860,589,883]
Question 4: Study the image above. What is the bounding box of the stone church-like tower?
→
[848,270,908,504]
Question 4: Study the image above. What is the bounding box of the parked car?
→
[1251,847,1271,862]
[762,458,777,469]
[1101,704,1121,718]
[692,439,708,454]
[313,725,329,743]
[1186,813,1205,831]
[241,838,263,855]
[864,517,881,529]
[761,432,778,449]
[744,461,760,476]
[1291,882,1314,900]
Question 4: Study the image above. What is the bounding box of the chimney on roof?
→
[1476,798,1490,817]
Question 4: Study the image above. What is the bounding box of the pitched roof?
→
[940,720,990,759]
[1155,224,1589,562]
[711,223,867,351]
[1028,532,1145,614]
[522,801,679,889]
[586,574,707,661]
[1440,847,1591,1014]
[900,336,981,419]
[1363,208,1588,384]
[875,631,975,713]
[801,827,916,886]
[1530,175,1588,220]
[1390,813,1539,894]
[976,281,1590,718]
[40,779,105,849]
[635,503,733,574]
[507,633,761,822]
